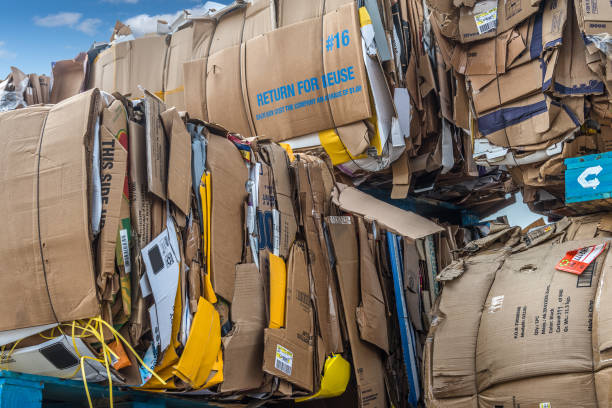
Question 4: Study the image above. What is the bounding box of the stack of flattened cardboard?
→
[425,214,612,407]
[0,86,454,406]
[430,0,612,218]
[0,66,50,111]
[80,0,518,219]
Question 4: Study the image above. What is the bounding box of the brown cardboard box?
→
[144,90,167,200]
[220,263,266,392]
[50,53,87,104]
[0,89,102,331]
[262,242,314,392]
[206,133,248,301]
[575,0,612,35]
[327,216,387,407]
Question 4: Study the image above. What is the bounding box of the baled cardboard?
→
[208,2,371,141]
[206,133,248,301]
[327,216,387,408]
[128,120,153,250]
[220,263,266,392]
[432,251,506,398]
[263,242,314,392]
[0,90,101,331]
[476,239,608,391]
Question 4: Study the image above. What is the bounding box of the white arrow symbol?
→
[577,165,603,189]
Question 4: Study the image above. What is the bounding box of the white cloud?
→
[76,18,103,35]
[124,2,227,37]
[33,12,102,36]
[0,42,16,60]
[34,12,82,27]
[124,12,182,37]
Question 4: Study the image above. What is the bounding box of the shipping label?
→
[275,344,293,376]
[474,7,498,34]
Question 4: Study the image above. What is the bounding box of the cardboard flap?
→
[337,121,370,157]
[356,218,390,353]
[160,108,192,218]
[332,185,443,239]
[207,133,249,301]
[220,263,265,392]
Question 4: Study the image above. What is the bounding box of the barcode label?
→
[119,229,131,274]
[275,344,293,376]
[540,403,551,408]
[474,7,497,34]
[328,216,352,224]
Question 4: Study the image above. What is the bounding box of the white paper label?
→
[489,295,504,313]
[119,228,131,274]
[275,344,293,376]
[474,7,497,34]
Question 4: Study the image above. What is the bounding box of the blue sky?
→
[0,0,231,78]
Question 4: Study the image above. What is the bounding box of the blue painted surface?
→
[565,152,612,204]
[387,232,419,407]
[0,371,217,408]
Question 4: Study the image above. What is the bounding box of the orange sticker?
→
[555,243,608,275]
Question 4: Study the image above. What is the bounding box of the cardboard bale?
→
[426,218,612,405]
[200,2,371,141]
[0,89,102,331]
[476,238,606,391]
